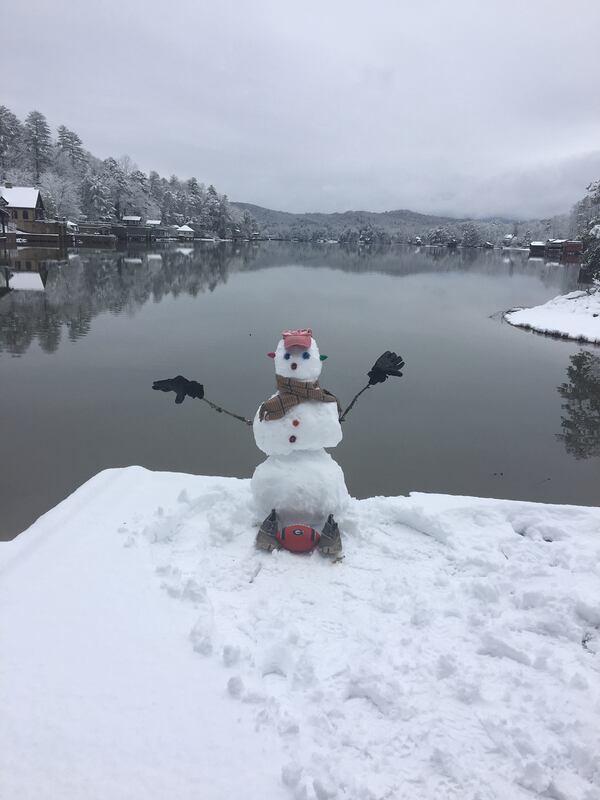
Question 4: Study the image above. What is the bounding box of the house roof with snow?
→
[0,186,42,209]
[178,224,194,232]
[146,219,161,226]
[122,215,141,222]
[9,271,45,291]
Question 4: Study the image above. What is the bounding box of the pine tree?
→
[149,171,163,205]
[102,157,129,219]
[57,125,87,170]
[24,110,52,183]
[461,222,481,248]
[161,190,175,224]
[81,169,114,219]
[557,352,600,459]
[0,106,24,178]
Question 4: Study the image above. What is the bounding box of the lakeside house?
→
[529,241,546,257]
[122,215,142,226]
[177,224,194,241]
[0,185,45,225]
[528,239,583,260]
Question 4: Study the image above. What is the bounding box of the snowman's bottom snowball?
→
[251,449,350,529]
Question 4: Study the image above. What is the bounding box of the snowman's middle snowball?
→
[251,449,350,527]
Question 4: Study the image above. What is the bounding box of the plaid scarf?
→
[259,375,341,421]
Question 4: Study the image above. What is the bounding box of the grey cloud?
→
[2,0,599,218]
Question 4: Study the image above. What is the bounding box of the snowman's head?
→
[269,328,325,382]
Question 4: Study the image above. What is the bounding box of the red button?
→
[289,435,296,443]
[292,419,300,427]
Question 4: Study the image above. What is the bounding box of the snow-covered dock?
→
[504,289,600,345]
[1,466,599,800]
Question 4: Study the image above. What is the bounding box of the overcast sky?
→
[3,0,600,219]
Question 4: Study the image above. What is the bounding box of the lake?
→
[1,242,598,540]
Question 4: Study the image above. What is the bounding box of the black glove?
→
[367,351,405,385]
[152,375,204,404]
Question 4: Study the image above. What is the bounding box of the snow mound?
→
[1,467,600,800]
[504,289,600,344]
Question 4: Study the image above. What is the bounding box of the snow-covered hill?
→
[1,467,599,800]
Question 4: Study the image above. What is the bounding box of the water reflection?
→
[0,242,581,357]
[556,351,600,459]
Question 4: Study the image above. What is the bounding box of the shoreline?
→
[504,288,600,345]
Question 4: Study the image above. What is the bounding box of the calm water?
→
[1,242,598,540]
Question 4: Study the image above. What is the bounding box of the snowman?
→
[252,328,349,555]
[152,330,405,557]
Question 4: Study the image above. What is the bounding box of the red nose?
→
[291,363,297,370]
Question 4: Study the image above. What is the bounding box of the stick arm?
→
[152,375,253,426]
[339,383,371,423]
[201,396,253,426]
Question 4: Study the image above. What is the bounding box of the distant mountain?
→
[232,202,464,233]
[231,202,569,244]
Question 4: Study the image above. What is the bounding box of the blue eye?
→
[302,352,310,359]
[284,353,291,360]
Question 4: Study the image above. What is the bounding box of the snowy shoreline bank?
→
[504,288,600,345]
[1,466,599,800]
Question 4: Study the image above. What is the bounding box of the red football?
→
[276,524,320,553]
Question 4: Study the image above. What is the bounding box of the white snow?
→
[0,185,40,209]
[1,466,599,800]
[505,290,600,345]
[253,401,342,456]
[178,224,194,232]
[251,449,349,525]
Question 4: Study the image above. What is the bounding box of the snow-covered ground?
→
[1,467,599,800]
[505,289,600,345]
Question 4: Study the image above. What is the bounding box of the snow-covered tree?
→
[339,227,359,245]
[0,105,24,178]
[161,189,175,224]
[461,223,481,248]
[149,171,163,205]
[571,179,600,283]
[80,169,114,219]
[3,166,35,186]
[40,171,81,219]
[126,169,150,215]
[57,125,87,171]
[427,226,450,245]
[24,110,52,183]
[102,157,130,219]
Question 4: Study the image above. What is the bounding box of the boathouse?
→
[177,224,194,241]
[529,241,546,257]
